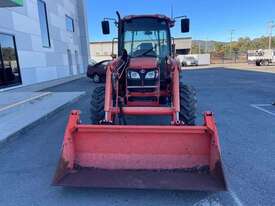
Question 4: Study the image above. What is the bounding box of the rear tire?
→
[260,60,269,66]
[90,86,105,124]
[179,84,197,125]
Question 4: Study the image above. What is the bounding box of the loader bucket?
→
[52,111,227,191]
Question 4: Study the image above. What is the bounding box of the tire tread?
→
[179,84,197,125]
[90,86,105,123]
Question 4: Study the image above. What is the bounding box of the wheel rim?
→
[260,61,264,66]
[93,74,100,83]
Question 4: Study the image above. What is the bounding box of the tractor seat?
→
[133,43,156,57]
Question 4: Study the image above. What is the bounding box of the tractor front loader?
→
[53,12,227,191]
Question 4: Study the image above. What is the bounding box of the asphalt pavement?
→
[0,67,275,206]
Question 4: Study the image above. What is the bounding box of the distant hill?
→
[192,40,226,51]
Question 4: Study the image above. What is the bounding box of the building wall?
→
[90,37,192,62]
[0,0,89,87]
[90,41,118,62]
[174,37,192,50]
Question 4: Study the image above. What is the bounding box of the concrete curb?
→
[0,74,85,92]
[0,92,86,148]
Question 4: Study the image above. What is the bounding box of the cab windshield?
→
[122,18,170,58]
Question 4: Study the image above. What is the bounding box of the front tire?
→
[179,84,197,125]
[263,60,269,66]
[90,86,105,124]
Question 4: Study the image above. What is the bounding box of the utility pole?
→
[198,41,201,54]
[205,37,208,53]
[230,29,235,59]
[171,4,174,19]
[268,21,275,49]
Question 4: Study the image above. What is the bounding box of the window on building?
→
[66,15,74,32]
[37,0,51,48]
[0,33,22,88]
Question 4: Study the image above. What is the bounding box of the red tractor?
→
[53,12,227,191]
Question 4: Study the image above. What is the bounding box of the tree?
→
[192,36,275,56]
[191,43,204,54]
[211,36,275,56]
[213,42,225,54]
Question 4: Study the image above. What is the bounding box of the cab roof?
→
[122,14,175,27]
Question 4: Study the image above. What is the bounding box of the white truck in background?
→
[248,49,275,66]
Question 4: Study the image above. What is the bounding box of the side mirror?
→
[181,18,190,33]
[102,21,110,35]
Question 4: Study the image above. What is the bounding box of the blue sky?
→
[86,0,275,42]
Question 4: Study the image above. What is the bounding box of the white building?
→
[0,0,90,90]
[90,37,192,62]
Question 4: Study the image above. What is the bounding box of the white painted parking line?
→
[229,189,244,206]
[251,104,275,117]
[252,104,272,107]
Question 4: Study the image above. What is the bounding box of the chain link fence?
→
[210,52,248,64]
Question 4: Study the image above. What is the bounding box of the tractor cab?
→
[102,14,189,106]
[120,15,173,58]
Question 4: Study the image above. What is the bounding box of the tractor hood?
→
[128,57,158,69]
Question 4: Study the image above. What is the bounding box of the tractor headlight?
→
[145,70,158,79]
[128,71,140,79]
